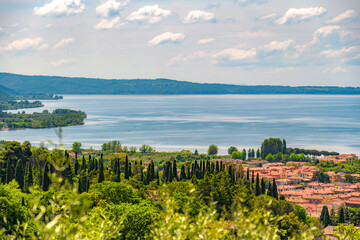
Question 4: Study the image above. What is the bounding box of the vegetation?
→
[0,109,86,130]
[0,140,325,239]
[0,100,43,110]
[1,72,360,95]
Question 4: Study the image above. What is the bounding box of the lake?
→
[2,94,360,155]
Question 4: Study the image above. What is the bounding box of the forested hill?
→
[0,84,17,100]
[1,72,359,95]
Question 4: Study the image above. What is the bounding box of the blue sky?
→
[0,0,359,86]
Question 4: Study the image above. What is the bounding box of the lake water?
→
[1,95,360,155]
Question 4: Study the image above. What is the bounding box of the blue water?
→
[1,95,360,155]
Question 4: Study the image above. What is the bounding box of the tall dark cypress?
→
[272,178,278,199]
[255,173,260,196]
[173,159,177,181]
[98,155,104,183]
[151,160,155,180]
[268,182,272,197]
[261,177,266,194]
[42,163,51,191]
[246,168,250,181]
[220,161,223,171]
[125,156,129,179]
[156,171,160,185]
[5,159,12,184]
[89,155,92,172]
[320,206,331,227]
[115,159,121,182]
[339,207,345,224]
[15,160,24,191]
[82,156,87,172]
[74,158,80,175]
[187,166,191,180]
[128,162,132,178]
[251,171,255,185]
[215,161,219,172]
[180,165,186,180]
[25,162,34,193]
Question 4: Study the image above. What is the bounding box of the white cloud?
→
[127,5,171,24]
[168,51,210,66]
[33,0,85,17]
[213,48,256,61]
[148,32,185,46]
[328,10,359,24]
[276,7,327,25]
[264,40,294,52]
[260,13,277,20]
[94,17,123,30]
[269,67,296,74]
[50,58,76,67]
[320,46,360,58]
[96,0,128,18]
[235,0,269,7]
[53,37,74,49]
[323,66,346,73]
[0,37,48,53]
[184,10,215,24]
[198,37,215,44]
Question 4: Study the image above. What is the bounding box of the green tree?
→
[320,205,331,227]
[180,165,186,180]
[14,159,24,191]
[208,144,218,155]
[339,207,345,224]
[231,151,242,159]
[241,148,246,160]
[255,173,260,196]
[261,138,283,159]
[228,146,238,155]
[71,142,82,154]
[42,163,51,191]
[25,162,33,193]
[272,178,278,199]
[98,156,104,183]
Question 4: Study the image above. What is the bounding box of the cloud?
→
[323,66,346,74]
[33,0,85,17]
[184,10,215,24]
[168,51,210,66]
[260,13,277,20]
[237,30,273,38]
[50,58,76,66]
[148,32,185,46]
[235,0,269,7]
[0,37,48,53]
[94,17,123,30]
[53,37,74,49]
[127,5,171,24]
[96,0,128,18]
[320,46,360,58]
[198,37,215,44]
[213,47,256,61]
[276,7,327,25]
[328,10,359,24]
[263,40,294,52]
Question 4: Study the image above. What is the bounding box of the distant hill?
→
[0,72,359,95]
[0,84,17,100]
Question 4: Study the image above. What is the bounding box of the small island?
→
[0,100,44,110]
[0,109,86,130]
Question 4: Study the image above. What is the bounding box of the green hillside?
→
[0,72,359,95]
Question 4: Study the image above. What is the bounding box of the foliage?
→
[208,144,218,155]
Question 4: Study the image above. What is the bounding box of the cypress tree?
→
[268,182,272,197]
[272,178,278,199]
[220,161,223,171]
[25,162,34,193]
[88,155,92,172]
[82,156,87,171]
[256,149,260,158]
[115,159,121,182]
[282,139,287,154]
[261,177,266,194]
[255,173,260,196]
[156,171,160,185]
[251,170,254,185]
[150,160,155,180]
[169,162,173,182]
[173,159,177,181]
[128,162,132,178]
[42,163,51,191]
[180,165,186,180]
[5,159,12,184]
[98,156,104,183]
[147,164,151,184]
[246,168,250,181]
[78,178,82,194]
[74,158,79,175]
[15,160,24,191]
[320,206,331,227]
[339,207,345,224]
[215,161,219,172]
[125,156,129,179]
[187,166,191,180]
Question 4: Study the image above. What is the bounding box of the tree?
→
[231,151,242,159]
[194,149,199,155]
[320,205,331,227]
[261,138,283,159]
[272,178,278,199]
[241,149,246,160]
[98,156,104,183]
[256,149,260,158]
[173,159,177,181]
[42,163,51,191]
[261,177,266,194]
[180,165,186,180]
[255,173,260,196]
[282,139,287,154]
[339,207,345,224]
[208,145,218,155]
[71,142,82,154]
[15,159,24,191]
[25,162,33,193]
[74,158,80,175]
[81,156,87,172]
[228,146,238,155]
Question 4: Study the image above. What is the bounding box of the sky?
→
[0,0,359,86]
